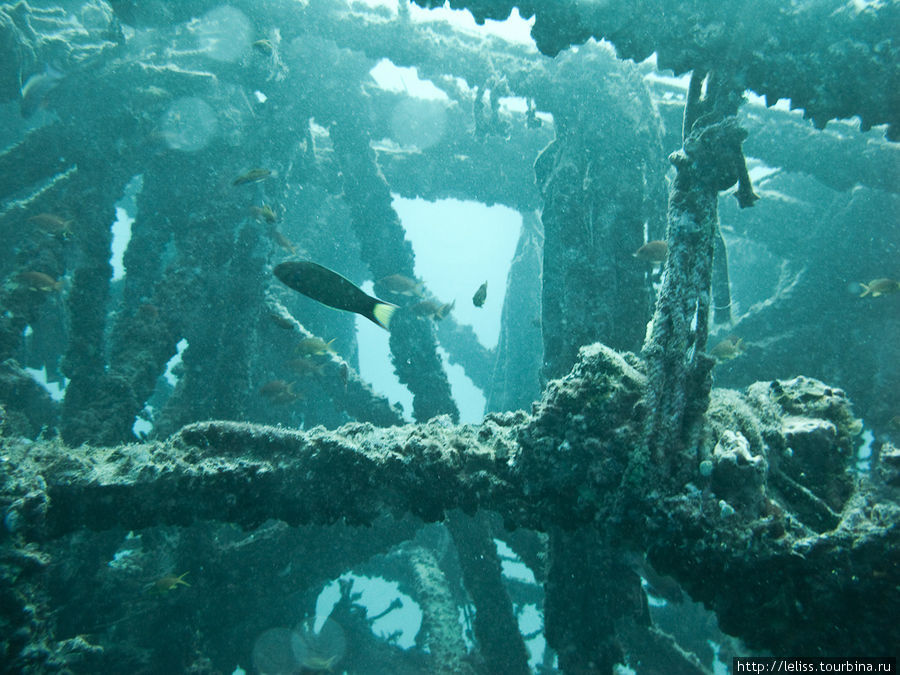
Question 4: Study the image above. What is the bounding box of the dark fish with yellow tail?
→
[274,260,397,330]
[472,281,487,307]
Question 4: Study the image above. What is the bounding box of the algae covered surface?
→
[1,0,898,672]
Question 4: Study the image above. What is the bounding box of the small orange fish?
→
[28,213,73,238]
[287,358,324,378]
[259,380,303,404]
[410,299,454,320]
[633,240,668,264]
[375,274,424,297]
[19,270,63,292]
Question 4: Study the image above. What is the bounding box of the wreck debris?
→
[485,211,543,414]
[414,0,900,139]
[638,70,757,483]
[329,110,460,424]
[2,343,896,669]
[0,1,897,672]
[536,44,665,381]
[446,512,531,674]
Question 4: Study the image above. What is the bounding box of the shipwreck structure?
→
[0,0,897,672]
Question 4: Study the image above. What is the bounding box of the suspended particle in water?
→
[159,97,218,152]
[390,98,448,151]
[292,618,346,671]
[195,5,252,63]
[251,627,299,675]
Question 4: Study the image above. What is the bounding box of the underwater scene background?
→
[0,0,897,673]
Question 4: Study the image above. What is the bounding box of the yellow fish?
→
[859,278,900,297]
[152,571,190,593]
[233,168,273,186]
[250,204,278,224]
[295,337,336,357]
[710,336,744,362]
